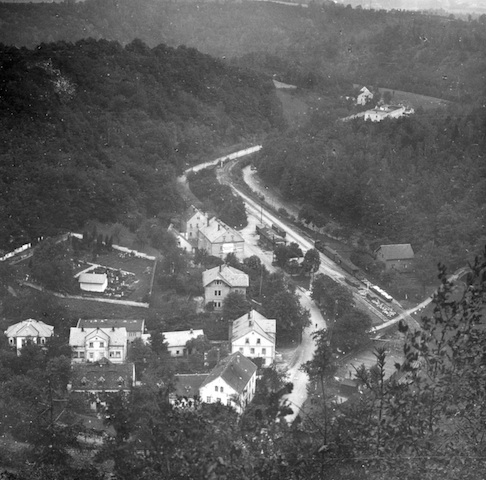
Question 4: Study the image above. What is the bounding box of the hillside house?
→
[69,359,135,411]
[181,205,209,242]
[77,318,145,343]
[199,351,257,414]
[5,318,54,353]
[375,244,415,271]
[78,273,108,293]
[69,326,128,363]
[364,105,414,122]
[202,264,249,310]
[230,310,276,367]
[163,328,204,357]
[357,86,373,105]
[197,218,245,259]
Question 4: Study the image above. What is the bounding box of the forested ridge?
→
[0,39,282,250]
[1,0,486,101]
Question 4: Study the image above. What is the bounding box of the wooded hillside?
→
[0,39,283,250]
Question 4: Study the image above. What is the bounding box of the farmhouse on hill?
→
[202,264,249,310]
[375,244,415,271]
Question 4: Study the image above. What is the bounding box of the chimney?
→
[219,264,222,272]
[217,223,220,231]
[190,328,193,335]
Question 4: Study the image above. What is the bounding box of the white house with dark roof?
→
[181,205,209,242]
[197,218,244,259]
[5,319,54,353]
[375,244,415,271]
[69,327,128,363]
[199,351,257,414]
[163,328,204,357]
[202,264,249,310]
[78,273,108,293]
[357,86,373,105]
[230,310,276,367]
[77,318,145,343]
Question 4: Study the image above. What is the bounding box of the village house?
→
[69,326,128,363]
[170,373,207,408]
[68,359,135,411]
[202,264,249,310]
[78,272,108,293]
[197,217,245,259]
[77,318,146,343]
[199,351,257,414]
[180,205,210,242]
[163,328,205,357]
[356,86,373,105]
[4,318,54,353]
[375,244,415,271]
[364,105,414,122]
[230,310,276,367]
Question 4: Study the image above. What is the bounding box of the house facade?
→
[364,105,413,122]
[78,273,108,293]
[230,310,276,367]
[197,218,245,259]
[4,318,54,353]
[163,329,204,357]
[202,264,249,310]
[181,205,209,241]
[375,244,415,271]
[77,318,145,343]
[357,86,373,105]
[199,351,257,414]
[69,327,128,363]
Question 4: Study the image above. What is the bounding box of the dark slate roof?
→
[70,361,135,392]
[172,373,208,398]
[200,351,257,394]
[77,318,145,333]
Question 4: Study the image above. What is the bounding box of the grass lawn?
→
[58,296,148,319]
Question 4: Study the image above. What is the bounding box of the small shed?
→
[78,273,108,292]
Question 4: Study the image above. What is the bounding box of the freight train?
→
[314,240,361,277]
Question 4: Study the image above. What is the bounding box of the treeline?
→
[257,104,486,271]
[0,0,485,101]
[0,39,282,250]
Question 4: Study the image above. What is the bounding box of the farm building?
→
[78,273,108,293]
[375,244,415,271]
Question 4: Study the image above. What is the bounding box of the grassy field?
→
[58,296,148,319]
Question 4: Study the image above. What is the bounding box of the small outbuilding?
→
[78,273,108,293]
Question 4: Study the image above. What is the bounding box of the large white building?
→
[199,351,257,414]
[230,310,276,367]
[77,318,145,343]
[198,218,244,260]
[78,273,108,293]
[69,327,128,363]
[5,318,54,353]
[202,264,249,310]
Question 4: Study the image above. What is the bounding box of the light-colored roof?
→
[78,273,107,285]
[231,310,276,344]
[5,319,54,338]
[200,351,257,395]
[172,373,208,398]
[70,361,135,391]
[69,327,128,347]
[77,318,145,333]
[162,329,204,348]
[202,264,249,288]
[377,244,414,261]
[183,205,208,223]
[198,219,244,244]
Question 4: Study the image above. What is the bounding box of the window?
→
[216,398,221,403]
[256,338,261,344]
[220,387,224,392]
[41,338,45,344]
[245,338,249,344]
[109,352,114,358]
[227,399,232,406]
[214,290,221,296]
[89,353,94,359]
[207,397,212,403]
[115,351,121,358]
[79,351,85,358]
[215,386,218,392]
[262,348,266,355]
[250,348,255,354]
[89,342,94,348]
[99,342,104,348]
[176,350,180,355]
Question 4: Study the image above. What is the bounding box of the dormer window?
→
[245,338,249,344]
[257,338,261,345]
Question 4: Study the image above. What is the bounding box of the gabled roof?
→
[172,373,207,398]
[69,327,128,347]
[183,205,208,223]
[5,318,54,338]
[200,351,257,395]
[70,361,135,391]
[162,329,204,348]
[198,219,244,244]
[202,264,249,288]
[377,244,414,261]
[231,310,276,344]
[77,318,145,333]
[78,273,107,285]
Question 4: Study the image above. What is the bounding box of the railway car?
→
[271,224,287,238]
[370,284,393,303]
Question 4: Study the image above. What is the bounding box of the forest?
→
[0,39,282,250]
